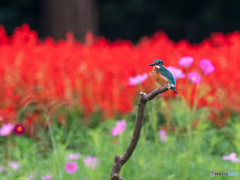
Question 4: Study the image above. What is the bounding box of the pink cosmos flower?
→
[0,166,4,173]
[222,152,240,162]
[199,59,215,74]
[28,175,34,180]
[178,56,194,67]
[83,156,99,169]
[65,161,78,174]
[9,161,20,170]
[41,174,52,180]
[0,123,14,136]
[66,153,80,160]
[128,73,148,86]
[110,120,126,136]
[28,171,38,179]
[158,129,167,142]
[188,72,201,84]
[167,66,185,79]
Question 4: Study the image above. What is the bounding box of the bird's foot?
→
[140,91,147,96]
[166,83,175,90]
[166,83,172,90]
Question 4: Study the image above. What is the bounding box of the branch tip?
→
[114,154,120,161]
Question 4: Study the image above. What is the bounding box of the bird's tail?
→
[173,88,177,94]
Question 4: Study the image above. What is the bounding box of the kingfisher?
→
[149,59,177,94]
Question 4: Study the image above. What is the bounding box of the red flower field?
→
[0,24,239,122]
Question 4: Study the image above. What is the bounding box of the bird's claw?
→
[140,91,147,96]
[166,83,171,90]
[166,83,175,90]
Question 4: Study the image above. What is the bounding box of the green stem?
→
[138,83,144,92]
[191,84,200,113]
[187,83,193,106]
[191,75,206,113]
[46,116,63,180]
[151,100,159,144]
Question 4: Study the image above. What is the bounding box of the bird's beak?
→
[149,63,155,66]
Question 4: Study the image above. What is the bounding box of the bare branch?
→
[110,84,174,180]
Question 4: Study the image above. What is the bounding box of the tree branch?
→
[110,84,175,180]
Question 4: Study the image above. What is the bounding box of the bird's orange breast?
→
[152,66,169,86]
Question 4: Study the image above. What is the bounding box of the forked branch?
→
[110,84,175,180]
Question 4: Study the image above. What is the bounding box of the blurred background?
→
[1,1,240,180]
[1,0,240,43]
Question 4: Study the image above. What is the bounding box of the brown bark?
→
[110,83,175,180]
[40,0,98,40]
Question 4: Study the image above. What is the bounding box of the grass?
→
[0,97,240,180]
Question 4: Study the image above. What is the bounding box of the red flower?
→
[0,24,240,128]
[0,115,6,122]
[14,124,25,135]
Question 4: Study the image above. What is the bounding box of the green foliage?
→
[0,98,240,180]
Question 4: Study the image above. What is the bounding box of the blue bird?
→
[149,59,177,94]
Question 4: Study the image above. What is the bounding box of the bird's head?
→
[149,59,165,67]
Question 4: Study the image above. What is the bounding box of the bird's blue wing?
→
[158,67,176,85]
